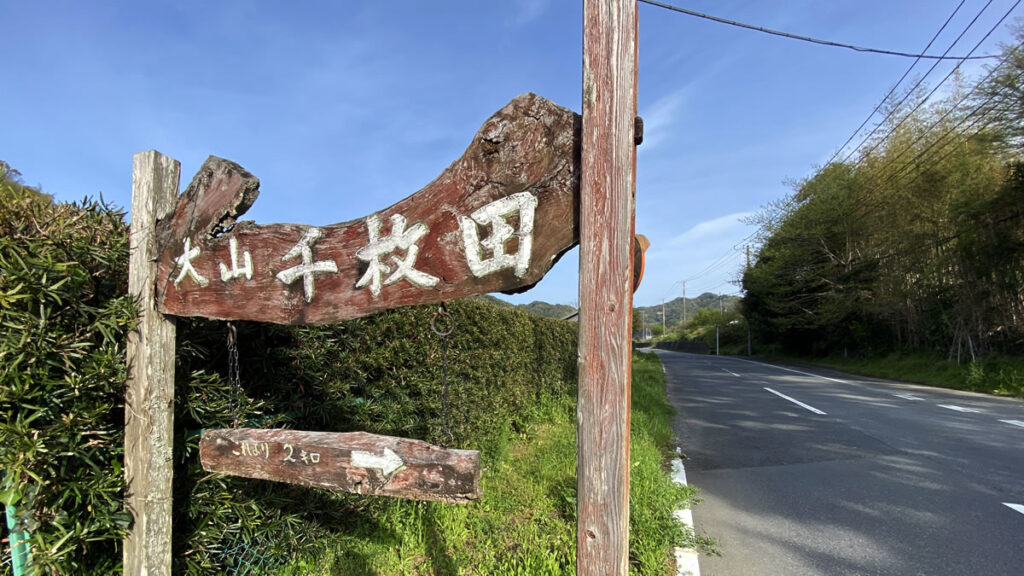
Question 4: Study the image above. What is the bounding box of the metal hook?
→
[430,306,455,337]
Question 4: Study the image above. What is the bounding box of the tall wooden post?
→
[578,0,638,574]
[125,151,180,576]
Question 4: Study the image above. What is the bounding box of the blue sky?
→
[3,1,1018,308]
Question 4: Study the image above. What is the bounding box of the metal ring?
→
[430,307,455,337]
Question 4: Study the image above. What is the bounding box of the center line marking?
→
[893,393,924,401]
[721,368,740,377]
[763,387,827,415]
[1004,503,1024,516]
[938,404,981,413]
[1000,419,1024,429]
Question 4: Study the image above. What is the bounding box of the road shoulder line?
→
[672,452,701,576]
[727,355,848,384]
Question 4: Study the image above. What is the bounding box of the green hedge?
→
[1,183,134,574]
[0,179,578,574]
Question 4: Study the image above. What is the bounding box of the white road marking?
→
[721,368,740,377]
[727,356,848,384]
[999,419,1024,429]
[763,387,827,415]
[893,393,924,401]
[672,453,701,576]
[1004,503,1024,516]
[938,404,981,413]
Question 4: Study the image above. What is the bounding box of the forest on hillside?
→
[634,293,741,332]
[743,29,1024,359]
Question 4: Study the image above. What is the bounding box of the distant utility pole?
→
[682,281,687,326]
[661,299,666,331]
[716,325,720,355]
[719,294,723,313]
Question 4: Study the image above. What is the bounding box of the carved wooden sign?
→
[199,429,481,503]
[154,93,580,325]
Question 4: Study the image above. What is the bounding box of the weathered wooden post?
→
[578,0,638,574]
[125,151,181,576]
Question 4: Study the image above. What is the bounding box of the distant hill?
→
[471,295,577,319]
[634,293,741,330]
[469,293,739,325]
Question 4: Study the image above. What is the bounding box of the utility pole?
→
[682,280,687,327]
[578,0,637,573]
[661,299,666,332]
[716,325,720,356]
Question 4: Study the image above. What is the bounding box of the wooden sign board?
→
[155,93,581,325]
[199,428,481,503]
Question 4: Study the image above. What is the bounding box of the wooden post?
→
[578,0,638,574]
[125,151,180,576]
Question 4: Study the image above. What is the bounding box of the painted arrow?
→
[351,447,404,476]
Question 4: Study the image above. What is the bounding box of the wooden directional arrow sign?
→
[199,429,481,503]
[155,93,580,325]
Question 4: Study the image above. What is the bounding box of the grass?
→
[788,351,1024,398]
[296,352,706,575]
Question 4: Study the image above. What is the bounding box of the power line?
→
[802,0,1019,228]
[879,59,1021,185]
[841,57,1018,225]
[841,0,998,165]
[851,0,1020,165]
[684,248,744,283]
[637,0,999,60]
[826,0,969,167]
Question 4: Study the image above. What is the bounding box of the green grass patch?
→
[301,352,706,575]
[791,352,1024,398]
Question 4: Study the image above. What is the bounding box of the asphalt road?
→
[652,350,1024,576]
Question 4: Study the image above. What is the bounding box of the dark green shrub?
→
[0,175,134,574]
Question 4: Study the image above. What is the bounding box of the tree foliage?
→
[743,32,1024,358]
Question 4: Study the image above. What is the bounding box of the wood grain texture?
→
[578,1,638,574]
[125,150,181,576]
[155,93,581,325]
[199,429,481,503]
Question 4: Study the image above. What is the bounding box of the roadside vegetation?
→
[788,352,1024,398]
[737,29,1024,395]
[307,351,707,575]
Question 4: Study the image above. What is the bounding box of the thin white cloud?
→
[667,211,753,248]
[512,0,551,26]
[639,89,687,151]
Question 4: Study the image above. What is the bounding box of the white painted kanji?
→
[355,214,439,298]
[275,227,339,303]
[218,237,253,282]
[459,191,537,278]
[173,237,209,287]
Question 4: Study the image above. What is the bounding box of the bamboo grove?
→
[743,30,1024,359]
